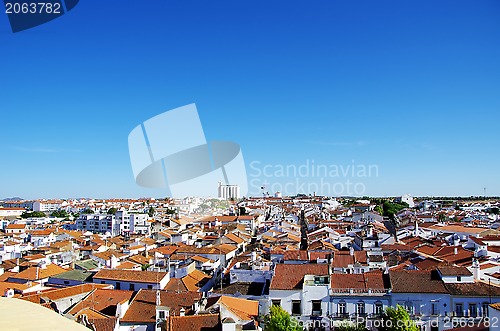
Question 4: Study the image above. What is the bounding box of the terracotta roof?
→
[121,290,202,323]
[331,270,387,290]
[332,252,355,268]
[10,264,68,281]
[69,289,135,316]
[437,266,472,277]
[217,296,259,320]
[224,233,245,245]
[270,264,329,290]
[168,314,221,331]
[93,269,168,284]
[389,270,447,293]
[444,281,500,297]
[181,269,211,292]
[22,284,109,303]
[164,277,189,292]
[5,224,26,229]
[283,250,308,261]
[152,245,178,256]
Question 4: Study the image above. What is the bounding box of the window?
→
[357,301,365,316]
[101,281,105,284]
[312,300,322,316]
[375,302,384,316]
[63,280,70,285]
[457,276,462,282]
[455,303,463,317]
[271,299,281,307]
[148,285,153,290]
[469,304,477,318]
[129,284,135,291]
[158,310,165,319]
[482,303,489,317]
[431,302,439,316]
[116,282,121,290]
[292,300,301,315]
[338,301,347,316]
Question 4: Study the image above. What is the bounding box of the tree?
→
[51,210,69,218]
[374,205,384,215]
[379,305,419,331]
[264,305,302,331]
[107,207,117,215]
[148,206,155,217]
[82,209,93,214]
[21,211,46,218]
[382,201,409,219]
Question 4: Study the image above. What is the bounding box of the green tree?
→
[148,206,155,217]
[107,207,117,215]
[21,211,47,218]
[51,210,70,218]
[374,205,384,215]
[82,209,93,214]
[383,201,409,219]
[379,305,419,331]
[264,305,302,331]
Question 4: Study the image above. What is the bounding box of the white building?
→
[396,194,415,208]
[269,264,331,328]
[218,182,240,199]
[33,200,66,212]
[76,214,121,236]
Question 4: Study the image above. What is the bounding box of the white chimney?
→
[472,259,480,281]
[454,247,458,255]
[179,307,185,316]
[350,246,354,256]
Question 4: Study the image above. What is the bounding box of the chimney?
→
[454,247,458,255]
[179,307,185,316]
[472,259,480,281]
[350,246,354,256]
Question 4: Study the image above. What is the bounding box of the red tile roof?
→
[68,289,135,316]
[270,264,329,290]
[93,269,168,284]
[389,270,447,293]
[168,314,221,331]
[121,290,202,323]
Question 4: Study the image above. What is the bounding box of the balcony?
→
[311,310,323,317]
[330,288,389,295]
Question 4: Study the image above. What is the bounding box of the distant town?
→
[1,191,500,331]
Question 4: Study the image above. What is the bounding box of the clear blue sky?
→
[0,0,499,199]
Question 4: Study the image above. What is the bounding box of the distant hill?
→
[1,197,23,201]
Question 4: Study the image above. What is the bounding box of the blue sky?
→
[0,0,499,199]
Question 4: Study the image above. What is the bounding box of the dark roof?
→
[48,269,94,282]
[68,289,135,316]
[168,314,221,331]
[389,270,448,293]
[270,264,329,290]
[215,282,265,296]
[437,266,473,277]
[121,290,202,323]
[444,282,500,297]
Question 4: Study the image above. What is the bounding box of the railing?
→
[311,310,322,316]
[304,280,329,286]
[330,288,389,295]
[329,312,383,319]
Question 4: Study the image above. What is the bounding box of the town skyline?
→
[1,0,500,199]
